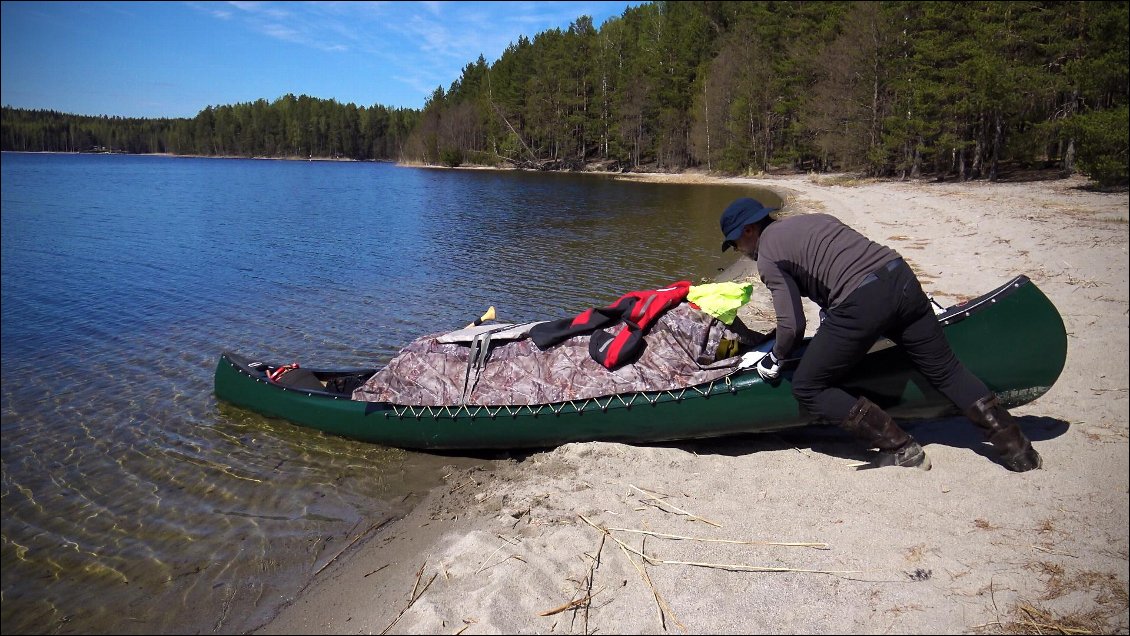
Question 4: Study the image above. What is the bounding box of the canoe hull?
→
[214,275,1066,450]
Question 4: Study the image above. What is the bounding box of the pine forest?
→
[2,1,1126,185]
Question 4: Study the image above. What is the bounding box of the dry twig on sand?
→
[1003,602,1112,635]
[606,527,829,550]
[363,563,391,578]
[580,534,606,633]
[580,514,685,631]
[538,591,602,617]
[314,517,394,577]
[476,535,528,573]
[588,516,859,576]
[647,556,861,575]
[381,561,438,635]
[541,532,610,634]
[629,484,720,527]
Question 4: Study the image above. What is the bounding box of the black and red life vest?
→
[529,281,692,370]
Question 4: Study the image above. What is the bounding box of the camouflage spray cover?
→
[352,303,755,406]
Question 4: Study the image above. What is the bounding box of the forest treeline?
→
[2,1,1127,185]
[1,95,419,161]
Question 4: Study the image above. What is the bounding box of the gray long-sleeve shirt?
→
[755,213,901,359]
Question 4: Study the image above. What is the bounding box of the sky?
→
[1,1,645,119]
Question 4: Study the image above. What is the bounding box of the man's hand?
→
[756,351,781,382]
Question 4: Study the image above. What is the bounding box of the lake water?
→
[0,152,775,634]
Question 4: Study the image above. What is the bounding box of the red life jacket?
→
[529,281,692,370]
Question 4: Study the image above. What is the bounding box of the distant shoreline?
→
[5,150,1103,191]
[1,149,387,163]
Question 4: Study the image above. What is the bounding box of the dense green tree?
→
[800,2,900,174]
[2,95,418,161]
[4,2,1126,183]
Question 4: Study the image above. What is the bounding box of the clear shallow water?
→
[0,152,775,634]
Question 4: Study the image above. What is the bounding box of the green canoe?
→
[214,275,1066,450]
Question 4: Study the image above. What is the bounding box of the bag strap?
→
[438,321,544,344]
[460,331,495,404]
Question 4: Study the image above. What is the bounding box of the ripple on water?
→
[1,154,775,634]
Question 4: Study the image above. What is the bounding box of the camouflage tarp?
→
[352,303,761,406]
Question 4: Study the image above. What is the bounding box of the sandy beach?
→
[258,172,1128,635]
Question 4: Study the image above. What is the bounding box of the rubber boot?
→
[966,394,1042,472]
[843,397,931,470]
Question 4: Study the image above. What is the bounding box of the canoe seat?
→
[272,367,326,392]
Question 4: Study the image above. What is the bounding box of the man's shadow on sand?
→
[454,414,1069,466]
[654,414,1070,466]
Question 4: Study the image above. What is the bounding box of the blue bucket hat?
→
[720,197,777,251]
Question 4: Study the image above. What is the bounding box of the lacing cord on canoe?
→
[388,376,737,420]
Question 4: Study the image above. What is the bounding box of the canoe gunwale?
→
[220,274,1035,409]
[217,351,752,412]
[219,352,377,400]
[935,274,1030,326]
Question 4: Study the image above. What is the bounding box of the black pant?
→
[791,259,988,423]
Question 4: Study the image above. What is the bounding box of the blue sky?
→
[1,1,644,119]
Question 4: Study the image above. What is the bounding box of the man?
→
[720,197,1041,472]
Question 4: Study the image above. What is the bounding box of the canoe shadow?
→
[658,415,1070,465]
[421,416,1069,465]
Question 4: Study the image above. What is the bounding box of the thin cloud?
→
[189,1,638,105]
[417,1,444,18]
[227,1,291,21]
[195,2,624,63]
[195,1,352,53]
[186,1,233,20]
